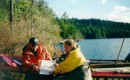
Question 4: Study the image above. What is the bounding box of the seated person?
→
[50,39,92,80]
[22,37,52,73]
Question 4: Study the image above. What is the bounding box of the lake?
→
[56,38,130,60]
[78,38,130,60]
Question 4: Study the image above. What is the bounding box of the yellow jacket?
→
[54,48,86,74]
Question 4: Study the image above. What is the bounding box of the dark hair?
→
[29,37,38,45]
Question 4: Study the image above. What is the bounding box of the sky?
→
[44,0,130,23]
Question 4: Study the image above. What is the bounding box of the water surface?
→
[78,38,130,60]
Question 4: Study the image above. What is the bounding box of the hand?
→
[49,71,54,75]
[32,65,40,73]
[54,63,58,67]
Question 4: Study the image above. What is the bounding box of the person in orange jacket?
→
[21,37,52,73]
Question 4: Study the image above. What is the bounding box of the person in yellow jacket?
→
[51,39,92,80]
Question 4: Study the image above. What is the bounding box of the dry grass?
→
[0,16,62,57]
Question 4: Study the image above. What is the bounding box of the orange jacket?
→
[22,44,52,67]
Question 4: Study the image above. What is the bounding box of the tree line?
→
[56,13,130,39]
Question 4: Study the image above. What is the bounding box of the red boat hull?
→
[0,54,130,80]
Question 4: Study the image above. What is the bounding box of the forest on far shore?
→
[56,12,130,39]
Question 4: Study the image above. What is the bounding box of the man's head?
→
[29,37,39,51]
[29,37,38,45]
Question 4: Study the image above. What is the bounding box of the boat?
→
[0,53,130,80]
[90,59,130,80]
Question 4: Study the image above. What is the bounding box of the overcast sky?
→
[44,0,130,23]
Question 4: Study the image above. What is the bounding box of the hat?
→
[29,37,38,45]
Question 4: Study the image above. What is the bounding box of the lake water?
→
[78,38,130,60]
[56,38,130,60]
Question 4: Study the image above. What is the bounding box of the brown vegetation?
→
[0,17,62,56]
